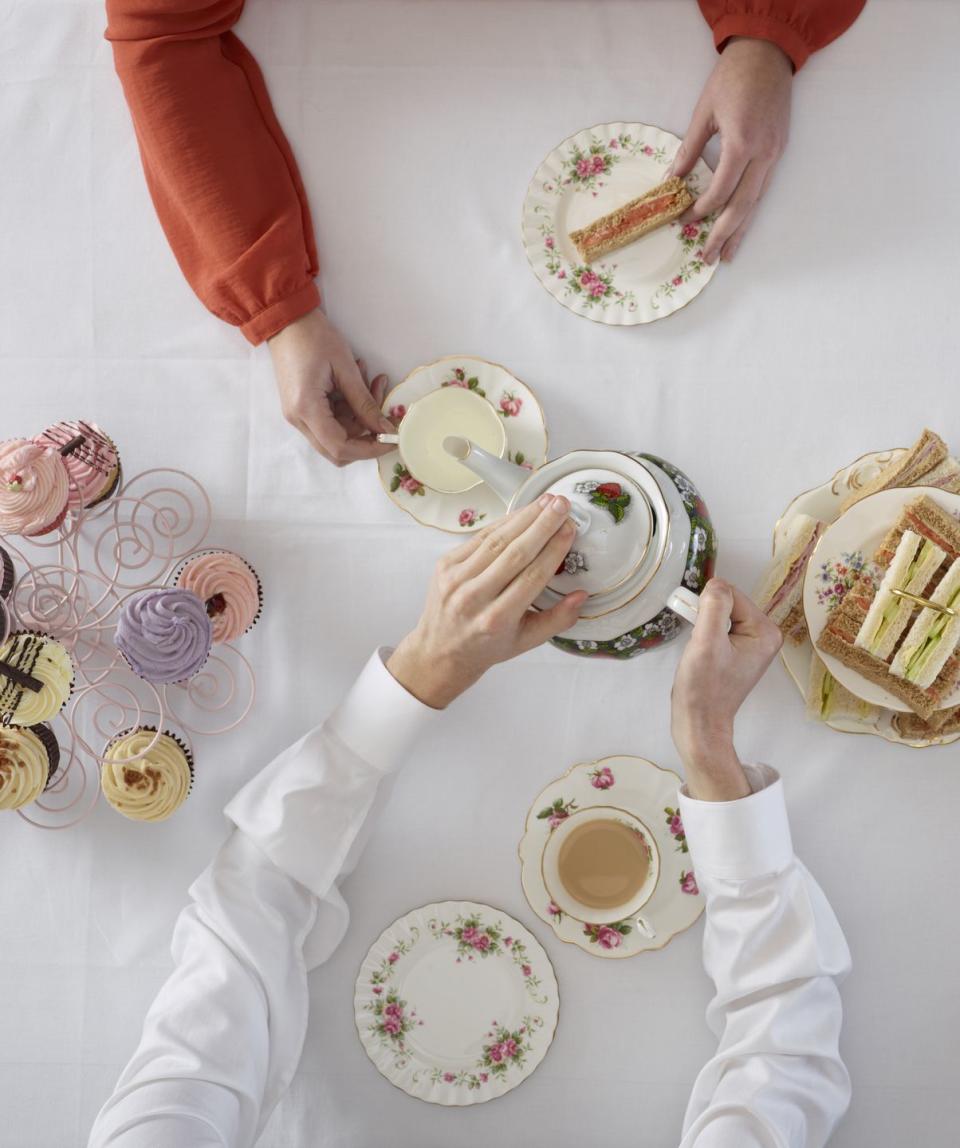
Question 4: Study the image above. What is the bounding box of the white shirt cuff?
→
[325,646,439,773]
[677,764,793,880]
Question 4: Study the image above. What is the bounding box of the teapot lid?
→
[545,469,652,598]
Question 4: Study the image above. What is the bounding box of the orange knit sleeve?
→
[697,1,866,71]
[105,0,320,345]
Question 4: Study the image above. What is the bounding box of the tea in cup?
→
[542,806,659,936]
[380,387,507,494]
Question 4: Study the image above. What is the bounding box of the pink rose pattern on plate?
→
[424,1014,544,1090]
[680,870,699,896]
[589,765,615,789]
[536,796,577,829]
[498,391,523,418]
[390,463,425,497]
[458,508,485,528]
[583,920,632,948]
[441,366,486,397]
[664,806,689,854]
[388,404,406,422]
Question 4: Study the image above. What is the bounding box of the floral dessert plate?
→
[518,756,703,959]
[354,900,558,1105]
[775,449,960,748]
[378,357,548,533]
[522,121,718,325]
[803,486,960,712]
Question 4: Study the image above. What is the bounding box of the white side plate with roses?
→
[378,356,548,533]
[519,756,704,959]
[354,900,559,1105]
[521,122,718,326]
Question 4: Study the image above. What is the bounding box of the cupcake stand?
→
[0,469,257,829]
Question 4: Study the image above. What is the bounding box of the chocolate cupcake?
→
[100,727,193,822]
[115,588,212,685]
[0,439,70,537]
[0,725,51,811]
[34,420,122,510]
[174,550,262,644]
[0,545,14,600]
[0,631,74,725]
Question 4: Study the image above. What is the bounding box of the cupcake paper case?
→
[0,725,53,811]
[34,420,122,510]
[174,550,262,643]
[100,727,193,822]
[0,631,74,725]
[115,588,213,685]
[0,545,14,600]
[0,439,70,536]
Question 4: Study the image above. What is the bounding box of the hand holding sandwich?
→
[671,36,792,264]
[671,578,783,801]
[268,308,397,466]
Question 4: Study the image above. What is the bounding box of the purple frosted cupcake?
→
[115,588,212,685]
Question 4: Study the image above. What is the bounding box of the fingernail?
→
[539,493,553,508]
[551,495,569,514]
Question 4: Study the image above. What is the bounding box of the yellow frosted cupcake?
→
[0,726,52,811]
[100,727,193,822]
[0,632,74,725]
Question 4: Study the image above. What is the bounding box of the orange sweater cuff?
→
[710,13,811,71]
[241,280,321,346]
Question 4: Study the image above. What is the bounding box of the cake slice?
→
[839,429,950,513]
[753,515,826,644]
[569,176,694,264]
[816,570,960,725]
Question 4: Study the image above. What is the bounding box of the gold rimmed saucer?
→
[518,755,703,959]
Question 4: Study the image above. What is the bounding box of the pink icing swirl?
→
[34,421,119,508]
[176,551,260,643]
[0,440,70,536]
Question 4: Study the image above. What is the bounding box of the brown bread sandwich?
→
[569,176,694,264]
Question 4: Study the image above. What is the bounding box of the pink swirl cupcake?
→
[174,550,262,643]
[0,440,70,537]
[34,420,121,509]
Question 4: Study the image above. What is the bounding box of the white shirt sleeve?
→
[86,649,438,1148]
[677,764,852,1148]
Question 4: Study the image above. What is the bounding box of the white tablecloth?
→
[2,1,958,1144]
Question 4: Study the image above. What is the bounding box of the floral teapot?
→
[444,438,717,658]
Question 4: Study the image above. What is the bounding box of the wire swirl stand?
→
[2,469,257,829]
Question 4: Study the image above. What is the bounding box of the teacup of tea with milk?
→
[542,806,660,937]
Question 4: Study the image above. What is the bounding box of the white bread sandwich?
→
[569,176,694,264]
[806,654,877,723]
[890,556,960,689]
[853,530,946,661]
[753,515,826,644]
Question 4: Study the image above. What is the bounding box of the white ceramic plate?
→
[354,900,558,1105]
[774,448,960,748]
[378,357,547,533]
[518,756,703,959]
[522,122,718,325]
[803,486,960,712]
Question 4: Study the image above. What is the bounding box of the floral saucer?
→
[378,356,548,533]
[774,449,960,748]
[354,900,559,1105]
[518,756,704,959]
[521,122,718,325]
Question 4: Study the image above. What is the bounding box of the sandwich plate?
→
[521,121,718,325]
[803,486,960,712]
[774,449,960,748]
[354,901,558,1105]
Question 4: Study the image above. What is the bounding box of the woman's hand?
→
[268,308,396,465]
[671,578,783,801]
[388,497,588,708]
[671,37,792,264]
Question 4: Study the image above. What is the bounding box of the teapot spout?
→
[443,436,526,506]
